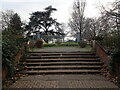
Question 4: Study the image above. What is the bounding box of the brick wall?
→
[95,42,110,69]
[95,42,120,75]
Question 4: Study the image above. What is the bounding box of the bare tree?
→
[68,0,86,41]
[82,18,96,40]
[83,1,119,40]
[99,0,120,32]
[108,1,120,31]
[0,10,14,30]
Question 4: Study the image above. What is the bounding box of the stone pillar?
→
[92,40,96,54]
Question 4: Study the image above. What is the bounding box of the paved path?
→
[32,47,90,52]
[9,75,119,89]
[9,47,119,89]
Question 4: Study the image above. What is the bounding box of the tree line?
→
[68,0,120,46]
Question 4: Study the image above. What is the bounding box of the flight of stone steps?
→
[24,51,103,75]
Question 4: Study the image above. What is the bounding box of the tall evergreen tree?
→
[27,5,57,43]
[8,13,23,35]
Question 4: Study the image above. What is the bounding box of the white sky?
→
[0,0,115,23]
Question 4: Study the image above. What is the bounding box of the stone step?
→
[29,53,94,56]
[25,62,103,66]
[24,51,102,75]
[25,65,102,70]
[26,58,100,62]
[27,55,99,59]
[25,70,101,75]
[28,51,91,54]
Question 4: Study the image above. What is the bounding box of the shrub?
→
[59,43,78,46]
[117,75,120,87]
[2,30,26,78]
[35,39,43,48]
[110,50,120,75]
[43,43,57,47]
[79,40,87,48]
[97,32,120,50]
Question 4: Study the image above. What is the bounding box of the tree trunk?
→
[45,30,49,43]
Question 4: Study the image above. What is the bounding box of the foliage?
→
[98,32,120,51]
[34,39,43,48]
[94,36,104,41]
[78,40,87,48]
[97,32,120,82]
[8,13,23,34]
[2,31,25,77]
[59,43,78,46]
[116,75,120,87]
[110,50,120,75]
[43,43,57,47]
[95,0,120,79]
[26,6,65,43]
[2,13,25,78]
[28,7,56,33]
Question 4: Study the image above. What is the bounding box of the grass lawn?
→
[83,45,92,50]
[29,44,92,51]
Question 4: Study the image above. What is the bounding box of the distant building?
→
[29,31,65,43]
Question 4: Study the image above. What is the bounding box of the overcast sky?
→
[1,0,115,23]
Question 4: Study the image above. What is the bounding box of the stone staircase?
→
[24,51,103,75]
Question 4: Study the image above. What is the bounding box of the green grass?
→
[43,43,79,47]
[29,43,92,51]
[82,45,92,50]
